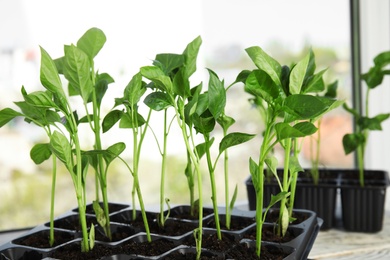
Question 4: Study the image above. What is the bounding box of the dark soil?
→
[11,206,309,259]
[204,215,255,230]
[242,224,298,243]
[14,229,74,248]
[45,214,98,231]
[169,206,215,220]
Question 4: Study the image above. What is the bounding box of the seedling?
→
[343,50,390,186]
[237,46,337,257]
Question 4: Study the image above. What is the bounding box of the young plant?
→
[54,27,116,240]
[0,90,60,247]
[191,69,255,239]
[103,71,152,242]
[343,50,390,187]
[237,47,337,257]
[140,36,205,259]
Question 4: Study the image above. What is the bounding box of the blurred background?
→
[0,0,389,230]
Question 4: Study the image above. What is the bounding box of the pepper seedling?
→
[343,50,390,187]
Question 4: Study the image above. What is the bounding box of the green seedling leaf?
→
[283,94,329,119]
[50,131,73,171]
[124,72,147,107]
[302,69,327,94]
[89,224,95,250]
[0,108,23,127]
[245,70,280,104]
[102,110,124,133]
[144,92,173,111]
[234,70,251,84]
[342,103,360,117]
[182,36,202,78]
[39,46,66,97]
[280,203,289,237]
[153,53,184,75]
[342,133,365,154]
[63,44,93,104]
[249,158,259,190]
[93,200,107,230]
[192,111,215,134]
[358,113,390,131]
[104,142,126,165]
[95,73,114,107]
[245,46,282,87]
[30,143,52,164]
[265,156,278,177]
[219,132,256,154]
[173,69,191,98]
[23,90,58,109]
[207,69,226,119]
[77,27,106,59]
[54,57,64,74]
[275,122,317,140]
[140,66,173,92]
[289,51,311,94]
[268,191,290,209]
[119,112,146,128]
[325,80,338,98]
[289,156,303,174]
[217,114,235,132]
[373,50,390,67]
[195,138,215,159]
[229,185,238,211]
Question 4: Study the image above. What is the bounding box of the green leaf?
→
[195,138,215,159]
[95,73,114,107]
[182,36,202,78]
[30,143,52,164]
[192,111,215,134]
[325,80,338,98]
[283,94,329,119]
[264,155,278,177]
[104,142,126,166]
[144,92,173,111]
[289,156,303,174]
[140,66,173,92]
[50,131,73,171]
[234,70,251,84]
[249,158,259,189]
[124,72,146,107]
[93,200,107,229]
[245,70,280,104]
[89,224,95,250]
[77,27,106,59]
[289,51,310,94]
[219,132,256,154]
[358,113,390,131]
[275,121,317,140]
[342,133,365,154]
[173,68,191,98]
[39,46,65,97]
[63,44,93,103]
[216,114,235,132]
[24,91,58,109]
[268,191,290,209]
[245,46,282,87]
[153,53,184,75]
[0,108,23,127]
[229,185,238,211]
[102,110,124,133]
[119,112,145,128]
[302,69,327,94]
[207,69,226,119]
